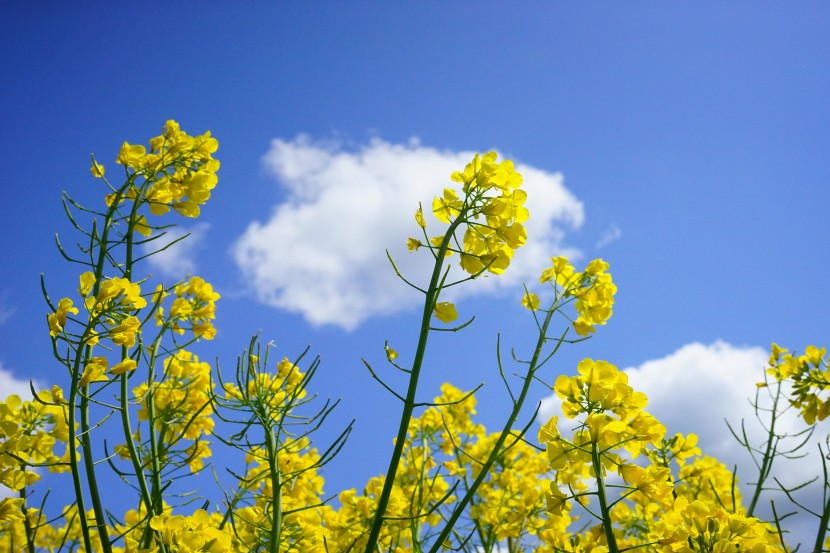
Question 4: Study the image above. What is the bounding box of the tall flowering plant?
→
[1,120,828,553]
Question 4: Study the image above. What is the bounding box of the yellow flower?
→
[806,345,826,367]
[432,188,463,224]
[79,271,96,297]
[116,142,147,169]
[0,497,24,521]
[91,277,146,312]
[546,483,569,517]
[51,385,66,404]
[415,207,426,228]
[769,343,788,364]
[172,199,200,218]
[48,297,79,336]
[90,161,105,178]
[573,320,596,336]
[110,315,141,348]
[407,237,422,252]
[111,358,138,375]
[80,357,109,386]
[521,292,540,311]
[191,321,217,340]
[384,343,398,361]
[433,302,458,323]
[133,214,152,237]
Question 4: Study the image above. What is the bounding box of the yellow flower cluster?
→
[1,370,790,553]
[652,499,778,553]
[532,257,617,336]
[534,357,790,553]
[82,274,147,314]
[322,430,455,550]
[47,297,78,337]
[223,356,306,411]
[49,273,148,349]
[0,393,69,492]
[156,276,221,340]
[675,455,742,509]
[766,343,829,424]
[231,440,327,552]
[134,350,215,443]
[106,120,220,219]
[545,359,666,474]
[148,510,234,553]
[466,434,553,543]
[452,153,528,275]
[411,152,529,276]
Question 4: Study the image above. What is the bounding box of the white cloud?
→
[142,223,210,280]
[233,136,585,329]
[539,341,826,543]
[595,224,621,248]
[0,361,39,401]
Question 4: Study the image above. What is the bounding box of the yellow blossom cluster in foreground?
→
[4,346,829,553]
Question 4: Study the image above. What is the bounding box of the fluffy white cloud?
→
[0,361,39,401]
[143,223,210,280]
[540,341,825,542]
[233,136,584,329]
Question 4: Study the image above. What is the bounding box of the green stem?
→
[263,419,283,553]
[145,357,165,518]
[427,306,560,553]
[363,217,463,553]
[79,381,112,553]
[592,442,619,553]
[813,493,830,553]
[746,381,781,518]
[812,445,830,553]
[70,177,132,553]
[66,352,93,553]
[119,363,156,550]
[19,488,35,553]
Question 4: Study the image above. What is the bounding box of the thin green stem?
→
[363,216,463,553]
[814,494,830,553]
[18,488,35,553]
[812,444,830,553]
[70,178,136,553]
[264,420,283,553]
[591,442,619,553]
[79,380,111,553]
[426,306,560,553]
[66,349,93,553]
[119,362,155,550]
[145,359,165,519]
[746,381,781,518]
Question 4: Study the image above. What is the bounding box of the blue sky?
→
[1,2,829,538]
